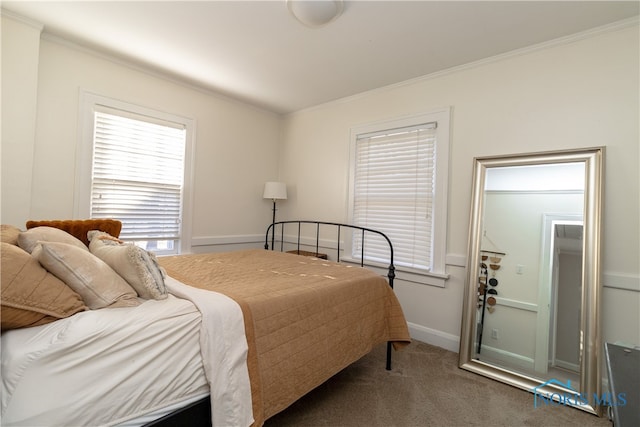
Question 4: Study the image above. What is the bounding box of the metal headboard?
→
[265,220,395,288]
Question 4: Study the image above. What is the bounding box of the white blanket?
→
[165,276,253,427]
[1,277,253,427]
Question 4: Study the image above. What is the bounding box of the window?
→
[348,109,450,286]
[77,92,194,255]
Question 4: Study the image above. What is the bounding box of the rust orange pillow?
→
[26,219,122,247]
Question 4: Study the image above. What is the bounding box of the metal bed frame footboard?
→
[264,220,396,370]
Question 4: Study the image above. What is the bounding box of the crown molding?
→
[1,8,44,32]
[38,31,280,117]
[288,16,640,117]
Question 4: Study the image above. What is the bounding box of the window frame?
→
[347,108,451,287]
[75,90,195,255]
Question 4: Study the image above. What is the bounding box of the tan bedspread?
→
[160,249,410,426]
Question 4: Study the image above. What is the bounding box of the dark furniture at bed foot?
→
[286,249,328,259]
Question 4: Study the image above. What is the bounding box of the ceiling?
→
[3,1,639,114]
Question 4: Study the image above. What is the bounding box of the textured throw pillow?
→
[1,242,87,331]
[1,224,21,245]
[26,219,122,247]
[88,230,168,300]
[32,242,140,309]
[18,226,88,254]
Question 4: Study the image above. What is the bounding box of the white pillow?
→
[18,226,88,253]
[32,242,140,309]
[88,230,168,300]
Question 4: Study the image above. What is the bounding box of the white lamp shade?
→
[263,182,287,200]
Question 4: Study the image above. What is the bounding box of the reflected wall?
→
[459,148,603,416]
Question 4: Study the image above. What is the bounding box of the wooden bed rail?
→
[265,220,397,370]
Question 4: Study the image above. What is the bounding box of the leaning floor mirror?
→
[459,147,604,415]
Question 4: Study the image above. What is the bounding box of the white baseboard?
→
[478,344,535,372]
[554,359,580,372]
[408,322,460,352]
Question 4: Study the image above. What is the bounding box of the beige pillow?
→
[1,224,21,245]
[32,242,140,310]
[88,231,168,300]
[18,226,88,254]
[1,242,87,331]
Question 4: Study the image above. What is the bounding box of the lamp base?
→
[270,200,277,250]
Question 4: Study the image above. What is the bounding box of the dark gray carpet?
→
[264,340,611,427]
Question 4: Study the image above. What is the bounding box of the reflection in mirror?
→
[459,148,603,416]
[478,164,583,381]
[551,223,583,379]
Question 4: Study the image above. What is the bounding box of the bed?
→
[1,219,410,426]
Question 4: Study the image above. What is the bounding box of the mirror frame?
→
[459,147,604,416]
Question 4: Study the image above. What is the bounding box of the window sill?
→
[399,268,449,288]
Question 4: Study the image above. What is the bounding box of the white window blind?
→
[91,109,186,253]
[352,123,437,270]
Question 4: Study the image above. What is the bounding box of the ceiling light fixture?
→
[287,0,344,28]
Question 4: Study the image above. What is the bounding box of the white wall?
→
[1,14,42,226]
[1,14,283,249]
[279,24,640,351]
[481,191,582,363]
